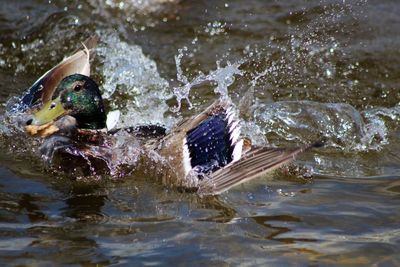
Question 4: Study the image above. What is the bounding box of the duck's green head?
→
[28,74,106,129]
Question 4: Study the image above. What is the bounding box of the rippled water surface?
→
[0,0,400,266]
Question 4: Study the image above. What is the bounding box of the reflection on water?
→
[61,185,107,222]
[0,0,400,266]
[250,215,317,244]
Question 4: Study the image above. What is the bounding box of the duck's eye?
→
[74,84,82,92]
[49,102,56,110]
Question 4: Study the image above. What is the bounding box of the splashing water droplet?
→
[172,47,244,112]
[97,31,174,128]
[250,100,398,151]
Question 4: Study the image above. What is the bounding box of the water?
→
[0,0,400,265]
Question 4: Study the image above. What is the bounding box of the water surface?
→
[0,0,399,266]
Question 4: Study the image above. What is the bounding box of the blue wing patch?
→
[185,114,235,173]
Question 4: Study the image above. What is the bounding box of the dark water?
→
[0,0,400,266]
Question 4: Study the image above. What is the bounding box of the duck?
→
[14,37,321,195]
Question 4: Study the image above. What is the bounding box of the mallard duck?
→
[14,36,98,113]
[14,37,320,195]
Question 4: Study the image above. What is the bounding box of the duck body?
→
[149,99,314,195]
[22,74,165,177]
[11,37,318,195]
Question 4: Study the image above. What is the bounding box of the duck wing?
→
[198,142,321,195]
[156,98,243,188]
[156,98,321,194]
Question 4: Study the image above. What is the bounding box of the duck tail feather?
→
[198,143,318,195]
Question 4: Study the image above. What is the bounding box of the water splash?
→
[100,0,181,31]
[204,21,227,36]
[96,32,174,128]
[103,0,179,15]
[172,46,243,112]
[358,106,400,150]
[251,100,397,151]
[238,1,372,110]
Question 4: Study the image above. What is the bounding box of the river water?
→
[0,0,399,266]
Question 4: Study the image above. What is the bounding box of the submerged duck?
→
[14,37,320,195]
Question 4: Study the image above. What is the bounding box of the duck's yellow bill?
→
[31,97,66,126]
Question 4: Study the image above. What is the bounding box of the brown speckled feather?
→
[197,144,314,195]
